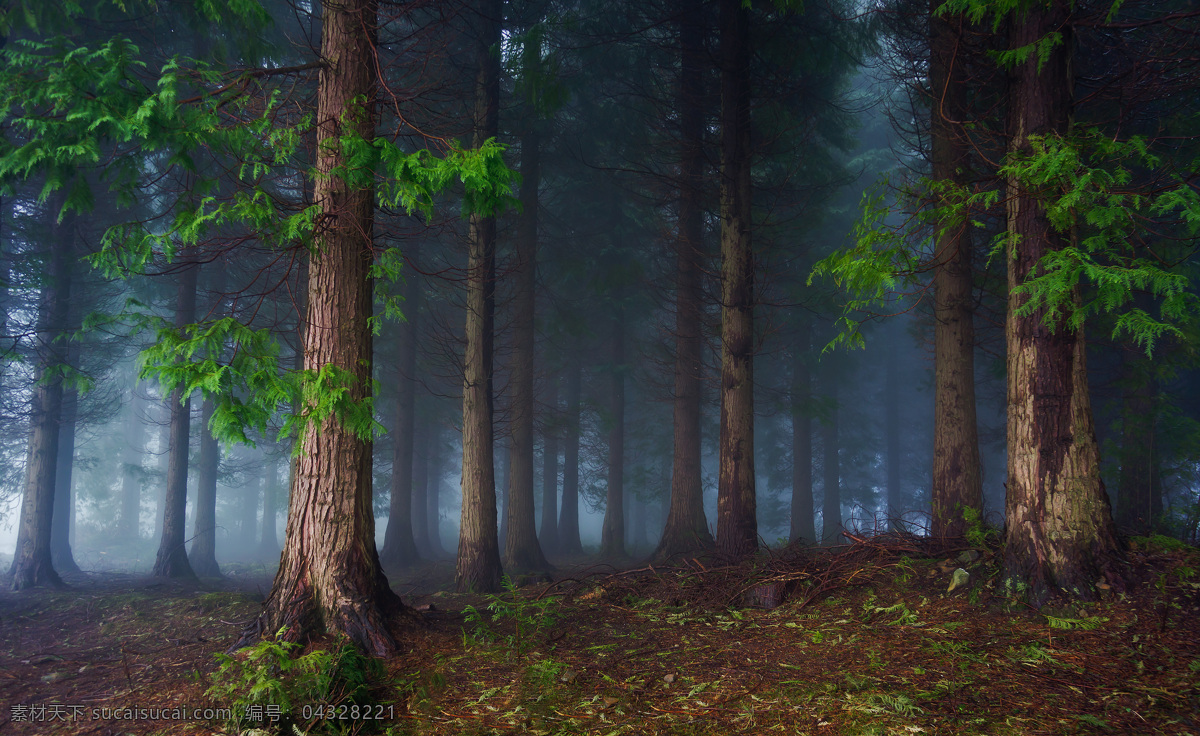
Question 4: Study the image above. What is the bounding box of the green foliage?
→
[207,630,383,735]
[462,576,561,659]
[962,506,999,548]
[1044,614,1108,630]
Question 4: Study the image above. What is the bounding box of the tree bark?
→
[930,2,983,539]
[189,398,222,576]
[504,117,550,572]
[1002,0,1122,604]
[117,384,148,540]
[10,207,72,590]
[821,360,841,545]
[456,0,504,593]
[790,333,816,544]
[539,372,560,554]
[51,374,80,574]
[715,0,756,559]
[655,0,713,562]
[600,313,626,559]
[380,243,421,569]
[558,356,584,555]
[244,0,403,655]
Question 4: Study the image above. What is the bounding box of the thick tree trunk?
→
[456,0,504,593]
[715,0,756,559]
[790,335,816,545]
[558,357,584,555]
[821,362,841,545]
[1116,354,1160,535]
[380,243,421,569]
[10,209,72,590]
[930,3,983,539]
[152,259,198,579]
[655,0,713,562]
[504,123,549,572]
[244,0,402,655]
[600,314,626,558]
[1003,0,1122,604]
[51,379,80,574]
[539,372,560,555]
[189,398,222,576]
[117,385,148,540]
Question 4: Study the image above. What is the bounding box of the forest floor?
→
[0,535,1198,736]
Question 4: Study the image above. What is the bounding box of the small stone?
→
[948,568,970,592]
[937,559,957,574]
[663,673,676,684]
[958,550,981,565]
[40,672,64,684]
[602,696,619,707]
[559,667,579,683]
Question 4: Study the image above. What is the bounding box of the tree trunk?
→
[930,2,983,539]
[504,119,549,572]
[655,0,713,562]
[456,0,504,593]
[885,335,902,530]
[1002,0,1122,604]
[558,357,584,555]
[152,257,198,579]
[117,384,148,540]
[600,313,626,559]
[715,0,756,559]
[425,424,446,558]
[821,361,841,545]
[380,243,421,569]
[189,398,222,576]
[10,207,72,590]
[240,462,261,550]
[539,371,560,555]
[412,406,433,556]
[1116,353,1160,535]
[259,458,280,557]
[790,334,816,544]
[51,376,80,574]
[244,0,402,655]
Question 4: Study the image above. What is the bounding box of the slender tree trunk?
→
[240,462,261,549]
[426,425,446,557]
[259,458,280,556]
[245,0,402,655]
[456,0,504,593]
[790,334,816,544]
[539,372,559,555]
[188,398,222,576]
[497,436,510,547]
[380,243,421,568]
[885,336,901,530]
[822,361,841,545]
[10,208,72,590]
[118,385,148,540]
[558,357,583,555]
[1003,0,1122,603]
[930,3,983,539]
[504,119,549,572]
[655,0,713,562]
[51,377,80,574]
[412,406,433,556]
[600,313,627,558]
[715,0,756,558]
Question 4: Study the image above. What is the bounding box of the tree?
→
[189,397,222,577]
[456,0,505,593]
[600,311,627,558]
[557,356,584,555]
[821,354,841,544]
[790,329,816,544]
[715,0,757,558]
[538,371,560,553]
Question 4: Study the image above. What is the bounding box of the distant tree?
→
[790,329,816,544]
[600,311,627,558]
[558,356,584,555]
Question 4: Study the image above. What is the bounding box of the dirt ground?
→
[1,537,1198,735]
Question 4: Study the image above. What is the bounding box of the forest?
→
[0,0,1198,734]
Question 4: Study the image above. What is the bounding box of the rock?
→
[559,668,579,684]
[948,568,970,593]
[40,672,65,684]
[602,696,619,707]
[937,559,957,574]
[958,550,981,565]
[663,673,676,684]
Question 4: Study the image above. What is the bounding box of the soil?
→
[1,536,1197,735]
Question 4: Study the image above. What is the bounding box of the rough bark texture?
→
[1002,0,1122,604]
[600,314,626,559]
[930,3,984,539]
[539,373,560,554]
[715,0,757,559]
[822,362,841,545]
[51,380,80,574]
[189,398,222,577]
[1116,352,1160,535]
[655,0,713,562]
[244,0,402,655]
[380,245,421,569]
[10,212,71,590]
[117,385,148,540]
[790,336,816,545]
[504,121,549,572]
[558,358,584,555]
[152,259,198,579]
[456,0,504,593]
